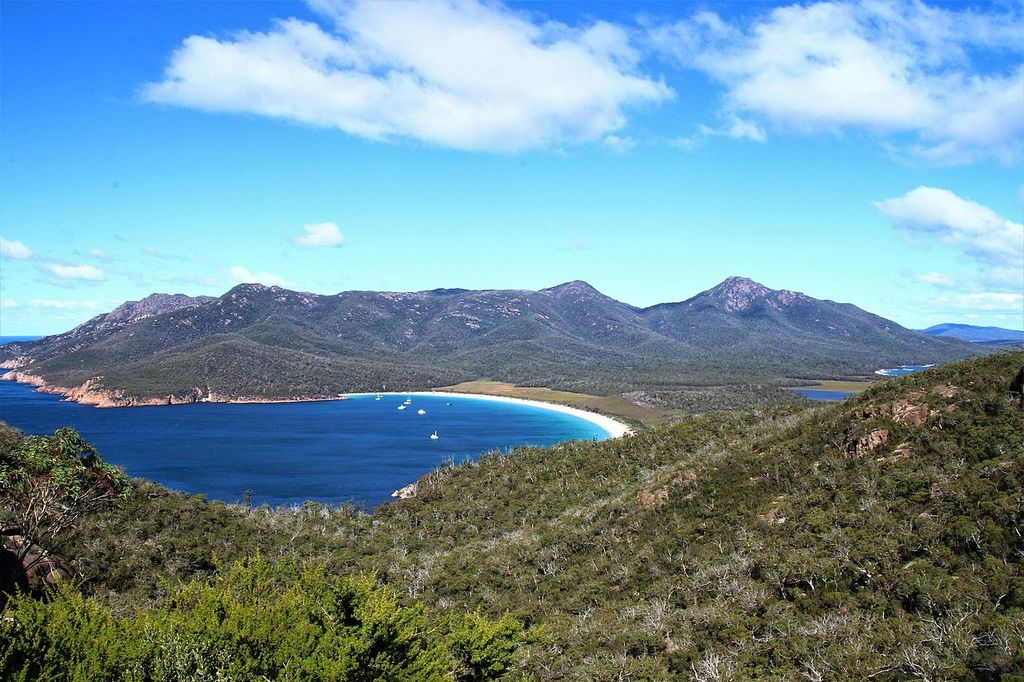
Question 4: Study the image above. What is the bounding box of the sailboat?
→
[430,431,439,440]
[375,394,381,401]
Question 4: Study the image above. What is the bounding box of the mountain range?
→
[0,276,981,406]
[922,323,1024,346]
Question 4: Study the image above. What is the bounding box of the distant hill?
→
[0,277,981,405]
[922,323,1024,346]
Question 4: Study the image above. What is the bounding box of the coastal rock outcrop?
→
[392,483,418,499]
[1,371,210,408]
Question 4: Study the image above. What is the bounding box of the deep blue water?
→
[0,380,609,508]
[794,388,857,401]
[875,364,935,377]
[0,336,41,343]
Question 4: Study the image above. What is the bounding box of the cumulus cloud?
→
[227,265,294,288]
[47,263,106,281]
[1,298,18,309]
[1,237,33,260]
[875,187,1023,274]
[141,0,671,152]
[651,1,1024,164]
[293,222,345,248]
[879,186,1023,323]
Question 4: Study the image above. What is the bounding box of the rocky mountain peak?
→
[542,280,603,298]
[99,293,214,328]
[696,277,813,313]
[226,283,273,295]
[713,276,770,295]
[702,276,773,312]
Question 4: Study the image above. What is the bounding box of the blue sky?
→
[1,0,1021,335]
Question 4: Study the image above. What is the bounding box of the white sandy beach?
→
[343,391,632,439]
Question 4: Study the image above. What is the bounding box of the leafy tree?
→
[0,427,129,590]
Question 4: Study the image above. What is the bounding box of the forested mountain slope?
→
[0,277,976,404]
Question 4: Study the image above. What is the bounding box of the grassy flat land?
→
[437,380,680,426]
[798,378,877,393]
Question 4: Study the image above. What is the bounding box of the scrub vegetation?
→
[2,352,1022,679]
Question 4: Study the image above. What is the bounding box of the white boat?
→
[417,409,426,415]
[404,398,412,405]
[398,405,406,410]
[430,431,438,440]
[375,394,381,401]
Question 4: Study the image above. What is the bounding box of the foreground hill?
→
[0,277,976,406]
[3,351,1022,679]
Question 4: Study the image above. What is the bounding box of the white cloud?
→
[1,237,33,260]
[293,221,345,248]
[602,134,637,153]
[915,272,955,287]
[931,292,1024,313]
[142,0,671,152]
[881,187,1023,325]
[875,187,1023,275]
[227,265,294,288]
[697,115,766,143]
[651,1,1024,164]
[87,249,109,260]
[669,114,765,151]
[47,263,106,281]
[1,298,18,309]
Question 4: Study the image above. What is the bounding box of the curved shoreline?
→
[343,391,633,439]
[1,372,633,439]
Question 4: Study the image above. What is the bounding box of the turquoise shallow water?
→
[0,380,609,508]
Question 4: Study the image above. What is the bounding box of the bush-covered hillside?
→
[2,352,1022,680]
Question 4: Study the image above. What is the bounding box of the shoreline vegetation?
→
[0,367,890,433]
